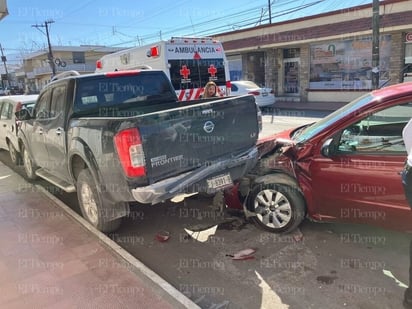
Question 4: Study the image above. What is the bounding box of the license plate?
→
[207,173,232,189]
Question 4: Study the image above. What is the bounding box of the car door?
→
[42,83,71,183]
[29,90,51,169]
[309,99,412,231]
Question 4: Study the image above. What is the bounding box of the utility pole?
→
[0,43,9,88]
[268,0,272,24]
[32,20,56,77]
[371,0,380,89]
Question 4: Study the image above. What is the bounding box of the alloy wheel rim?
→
[80,183,99,224]
[254,189,292,228]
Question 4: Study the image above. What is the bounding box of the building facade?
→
[215,0,412,104]
[16,45,125,93]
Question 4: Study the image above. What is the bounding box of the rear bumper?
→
[131,146,258,204]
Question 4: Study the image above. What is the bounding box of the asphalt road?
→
[1,114,410,309]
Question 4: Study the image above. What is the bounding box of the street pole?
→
[0,43,9,88]
[44,20,56,76]
[268,0,272,24]
[32,20,56,77]
[371,0,380,90]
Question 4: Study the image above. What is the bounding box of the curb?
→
[34,184,201,309]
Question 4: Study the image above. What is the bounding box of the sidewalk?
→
[266,99,348,118]
[0,162,200,308]
[273,100,347,112]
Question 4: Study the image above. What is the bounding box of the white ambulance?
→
[96,37,231,101]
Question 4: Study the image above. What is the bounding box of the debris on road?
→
[184,225,218,242]
[155,230,170,242]
[227,248,256,260]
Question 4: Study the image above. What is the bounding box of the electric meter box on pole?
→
[95,37,231,101]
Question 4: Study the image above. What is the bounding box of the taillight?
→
[226,81,231,96]
[248,91,260,96]
[114,128,146,177]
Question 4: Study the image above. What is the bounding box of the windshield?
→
[294,93,373,143]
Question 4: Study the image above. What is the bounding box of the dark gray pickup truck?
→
[16,70,259,232]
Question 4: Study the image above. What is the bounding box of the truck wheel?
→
[22,145,37,180]
[8,142,22,165]
[247,182,305,234]
[76,169,122,233]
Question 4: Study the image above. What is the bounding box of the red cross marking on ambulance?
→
[180,65,191,79]
[208,64,217,77]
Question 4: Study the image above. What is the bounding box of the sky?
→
[0,0,373,66]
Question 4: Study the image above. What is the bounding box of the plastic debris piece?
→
[184,225,218,243]
[170,193,198,203]
[383,269,408,288]
[230,248,256,260]
[155,230,170,242]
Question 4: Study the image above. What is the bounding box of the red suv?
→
[225,82,412,233]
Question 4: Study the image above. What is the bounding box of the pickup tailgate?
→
[137,95,259,184]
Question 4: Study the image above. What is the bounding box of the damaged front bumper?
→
[132,146,259,204]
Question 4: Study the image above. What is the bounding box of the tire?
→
[22,145,37,180]
[76,169,122,233]
[8,142,22,165]
[247,182,305,233]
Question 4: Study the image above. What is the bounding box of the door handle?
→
[38,128,43,135]
[55,127,62,136]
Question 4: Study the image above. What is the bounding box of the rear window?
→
[73,72,176,113]
[169,58,226,90]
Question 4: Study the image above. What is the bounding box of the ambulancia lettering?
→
[174,46,216,53]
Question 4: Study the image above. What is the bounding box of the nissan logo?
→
[203,121,215,133]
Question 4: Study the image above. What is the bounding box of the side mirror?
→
[321,138,333,157]
[15,109,32,121]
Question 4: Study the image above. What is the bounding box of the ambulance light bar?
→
[146,46,160,58]
[169,37,218,44]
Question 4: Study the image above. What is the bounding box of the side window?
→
[50,85,66,119]
[35,91,51,119]
[0,102,13,120]
[337,102,412,154]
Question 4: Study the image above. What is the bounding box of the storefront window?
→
[227,55,242,81]
[309,35,391,90]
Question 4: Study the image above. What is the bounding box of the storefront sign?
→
[406,33,412,43]
[309,35,391,90]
